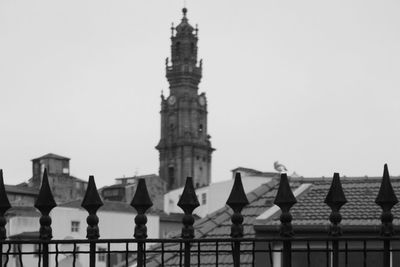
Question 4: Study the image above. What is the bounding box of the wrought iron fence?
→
[0,165,398,267]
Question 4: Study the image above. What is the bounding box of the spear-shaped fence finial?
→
[34,169,57,240]
[177,177,199,239]
[226,173,249,238]
[81,175,103,240]
[325,173,347,236]
[131,178,153,239]
[274,173,297,237]
[375,164,398,236]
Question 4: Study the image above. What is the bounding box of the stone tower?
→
[156,8,214,191]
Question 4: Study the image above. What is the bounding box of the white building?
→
[6,200,160,267]
[164,167,278,218]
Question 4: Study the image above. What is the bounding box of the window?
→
[198,124,203,134]
[201,193,207,205]
[98,247,107,262]
[71,221,80,233]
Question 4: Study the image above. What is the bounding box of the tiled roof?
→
[262,176,400,228]
[5,185,39,196]
[146,175,400,266]
[59,199,136,213]
[146,179,280,266]
[31,153,70,161]
[160,212,201,223]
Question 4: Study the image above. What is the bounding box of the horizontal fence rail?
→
[0,164,398,267]
[0,237,400,266]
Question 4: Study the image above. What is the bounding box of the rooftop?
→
[59,199,165,216]
[31,153,70,161]
[5,184,39,196]
[147,175,400,265]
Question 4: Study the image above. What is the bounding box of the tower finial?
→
[182,7,187,17]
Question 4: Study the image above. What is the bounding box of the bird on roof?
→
[274,161,288,173]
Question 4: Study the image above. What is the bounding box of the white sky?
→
[1,0,399,187]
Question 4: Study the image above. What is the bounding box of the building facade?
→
[164,167,278,217]
[100,174,166,212]
[28,153,87,203]
[156,8,214,191]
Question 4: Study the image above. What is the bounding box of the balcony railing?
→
[0,164,398,267]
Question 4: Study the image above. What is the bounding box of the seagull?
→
[274,161,288,173]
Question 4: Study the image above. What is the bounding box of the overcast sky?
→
[1,0,399,187]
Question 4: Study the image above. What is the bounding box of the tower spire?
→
[157,9,214,191]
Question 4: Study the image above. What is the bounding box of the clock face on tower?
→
[168,95,176,105]
[198,95,206,106]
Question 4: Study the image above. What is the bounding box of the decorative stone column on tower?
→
[156,8,215,191]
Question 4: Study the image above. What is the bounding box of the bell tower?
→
[156,8,215,191]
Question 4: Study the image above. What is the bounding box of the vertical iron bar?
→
[177,177,200,267]
[268,242,273,267]
[375,164,398,267]
[161,242,165,265]
[72,243,76,267]
[363,240,367,267]
[326,241,329,267]
[17,243,23,267]
[37,243,41,267]
[184,241,190,267]
[345,242,348,267]
[81,176,103,267]
[282,240,292,267]
[226,173,249,267]
[125,242,129,266]
[197,241,200,267]
[143,244,147,267]
[107,242,111,267]
[307,242,311,267]
[252,241,255,267]
[332,239,339,267]
[215,241,218,267]
[137,242,144,267]
[384,239,390,267]
[5,244,10,266]
[179,242,182,267]
[325,173,347,267]
[131,179,153,267]
[274,173,297,267]
[34,169,57,267]
[55,243,59,267]
[42,243,49,267]
[0,171,11,267]
[232,241,240,267]
[90,242,96,267]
